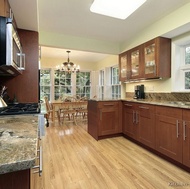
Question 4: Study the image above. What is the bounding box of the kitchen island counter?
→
[0,115,38,174]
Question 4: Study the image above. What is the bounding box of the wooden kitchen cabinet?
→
[143,37,171,79]
[138,104,156,149]
[0,0,11,17]
[0,169,30,189]
[123,101,156,148]
[156,106,183,162]
[122,102,139,141]
[129,45,144,80]
[118,36,171,81]
[88,100,122,140]
[119,51,130,81]
[182,109,190,167]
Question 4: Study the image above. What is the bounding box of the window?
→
[40,69,51,100]
[76,72,91,98]
[172,33,190,92]
[54,71,72,100]
[99,70,104,98]
[111,66,121,98]
[185,45,190,89]
[40,69,91,101]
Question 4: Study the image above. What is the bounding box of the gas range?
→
[0,103,40,116]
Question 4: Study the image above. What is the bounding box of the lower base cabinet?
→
[156,106,183,162]
[122,101,190,169]
[88,100,122,140]
[0,169,30,189]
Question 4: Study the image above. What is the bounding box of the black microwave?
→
[0,16,25,76]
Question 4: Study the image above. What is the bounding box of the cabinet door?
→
[119,52,130,81]
[123,102,138,140]
[138,104,155,149]
[144,39,157,78]
[156,115,182,162]
[98,102,119,136]
[129,46,144,80]
[182,110,190,167]
[143,37,171,79]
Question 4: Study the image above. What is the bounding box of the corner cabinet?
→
[119,36,171,81]
[144,37,171,79]
[122,101,156,148]
[88,100,122,140]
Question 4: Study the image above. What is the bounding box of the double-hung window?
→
[111,66,121,98]
[54,70,72,100]
[99,70,104,98]
[76,72,91,98]
[40,69,51,100]
[172,33,190,92]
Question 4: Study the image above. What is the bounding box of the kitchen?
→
[1,0,190,188]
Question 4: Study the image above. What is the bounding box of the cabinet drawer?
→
[98,101,119,108]
[156,106,182,119]
[138,104,155,112]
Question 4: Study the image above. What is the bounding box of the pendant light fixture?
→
[56,51,80,73]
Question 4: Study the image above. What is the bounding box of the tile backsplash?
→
[126,92,190,102]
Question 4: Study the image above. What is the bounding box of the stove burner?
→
[0,103,40,115]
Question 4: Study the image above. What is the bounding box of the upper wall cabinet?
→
[119,37,171,81]
[143,37,171,79]
[129,45,144,80]
[119,51,130,82]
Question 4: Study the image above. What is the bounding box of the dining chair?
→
[44,96,53,126]
[76,101,88,120]
[57,101,79,125]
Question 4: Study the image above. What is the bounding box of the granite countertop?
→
[0,115,38,174]
[121,98,190,109]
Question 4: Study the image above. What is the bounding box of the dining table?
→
[51,100,62,122]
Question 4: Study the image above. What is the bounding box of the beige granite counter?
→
[121,98,190,109]
[0,115,38,174]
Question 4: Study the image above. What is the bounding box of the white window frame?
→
[172,32,190,92]
[111,65,121,99]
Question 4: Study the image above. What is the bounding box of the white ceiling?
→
[8,0,190,61]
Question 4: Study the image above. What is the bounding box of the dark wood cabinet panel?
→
[0,30,39,103]
[156,114,183,162]
[123,102,138,140]
[0,169,30,189]
[88,100,122,140]
[138,104,156,149]
[182,109,190,167]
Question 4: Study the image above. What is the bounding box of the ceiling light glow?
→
[90,0,147,20]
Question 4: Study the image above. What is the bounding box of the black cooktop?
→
[0,103,40,115]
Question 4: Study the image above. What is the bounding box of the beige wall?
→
[40,3,190,94]
[40,57,97,71]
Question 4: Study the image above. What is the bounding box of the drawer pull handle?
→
[139,106,149,110]
[125,104,132,107]
[183,121,186,141]
[103,104,114,106]
[176,120,179,138]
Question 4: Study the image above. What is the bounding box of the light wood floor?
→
[31,120,190,189]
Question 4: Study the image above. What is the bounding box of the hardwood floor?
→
[31,120,190,189]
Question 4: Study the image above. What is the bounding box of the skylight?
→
[90,0,147,20]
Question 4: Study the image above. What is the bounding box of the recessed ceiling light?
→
[90,0,147,20]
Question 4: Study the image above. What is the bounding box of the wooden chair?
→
[57,101,79,125]
[44,96,53,126]
[76,101,88,121]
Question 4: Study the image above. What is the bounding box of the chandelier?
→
[56,50,80,73]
